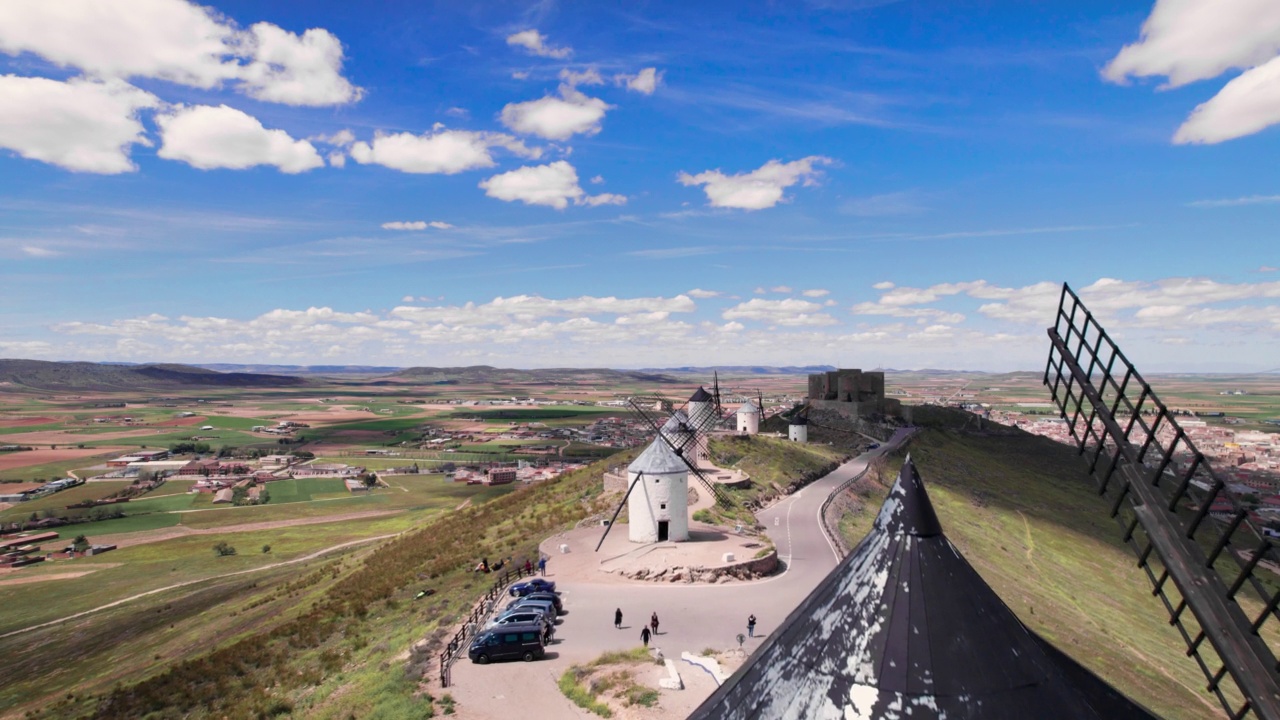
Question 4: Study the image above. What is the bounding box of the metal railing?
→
[438,564,538,688]
[1045,282,1280,720]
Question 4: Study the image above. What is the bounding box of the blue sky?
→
[1,0,1277,371]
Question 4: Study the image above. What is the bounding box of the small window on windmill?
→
[660,503,667,510]
[654,478,659,483]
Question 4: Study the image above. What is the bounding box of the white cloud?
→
[381,221,454,230]
[678,156,833,210]
[722,298,837,326]
[506,29,571,59]
[560,68,604,87]
[1103,0,1280,88]
[21,245,62,258]
[327,151,346,168]
[1173,56,1280,144]
[0,75,158,173]
[0,0,360,106]
[312,129,355,147]
[615,67,663,95]
[239,23,362,106]
[802,289,830,297]
[500,85,611,140]
[687,288,722,299]
[350,126,539,174]
[873,281,895,290]
[156,104,323,173]
[1261,266,1279,272]
[401,295,415,303]
[590,175,604,184]
[1104,0,1280,143]
[479,161,624,209]
[851,302,966,325]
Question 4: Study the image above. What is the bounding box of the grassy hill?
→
[0,360,306,391]
[837,426,1226,720]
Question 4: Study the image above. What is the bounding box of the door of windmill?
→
[658,521,669,542]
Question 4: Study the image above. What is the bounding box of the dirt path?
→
[0,570,102,586]
[0,533,398,640]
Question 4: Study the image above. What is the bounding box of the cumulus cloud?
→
[872,281,895,290]
[0,75,158,173]
[802,289,830,297]
[500,85,611,140]
[312,129,355,147]
[687,288,722,298]
[1104,0,1280,143]
[615,67,663,95]
[381,221,454,230]
[156,104,324,173]
[0,0,360,106]
[506,29,571,59]
[479,161,625,209]
[722,298,837,326]
[1173,57,1280,143]
[678,156,833,210]
[350,126,539,174]
[1103,0,1280,88]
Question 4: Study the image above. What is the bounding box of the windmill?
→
[594,378,737,552]
[1044,282,1280,719]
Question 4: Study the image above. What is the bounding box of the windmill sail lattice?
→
[1045,282,1280,719]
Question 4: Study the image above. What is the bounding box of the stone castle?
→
[806,368,901,419]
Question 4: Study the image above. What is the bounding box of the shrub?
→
[213,542,237,557]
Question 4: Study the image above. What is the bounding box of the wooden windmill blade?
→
[1045,282,1280,720]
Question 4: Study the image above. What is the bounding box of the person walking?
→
[747,613,757,638]
[640,625,651,647]
[537,556,547,575]
[523,558,533,574]
[614,608,623,629]
[650,612,659,636]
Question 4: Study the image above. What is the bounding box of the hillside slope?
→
[0,359,306,390]
[837,427,1224,720]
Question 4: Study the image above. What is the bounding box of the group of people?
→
[474,555,548,575]
[614,609,758,646]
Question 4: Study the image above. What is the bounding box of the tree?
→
[262,545,271,554]
[72,534,90,552]
[231,486,249,506]
[213,542,236,556]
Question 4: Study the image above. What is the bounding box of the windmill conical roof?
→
[735,402,760,415]
[788,415,808,425]
[689,457,1157,720]
[627,437,690,475]
[689,386,713,402]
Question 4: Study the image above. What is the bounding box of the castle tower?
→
[735,401,760,435]
[626,438,690,544]
[788,415,808,443]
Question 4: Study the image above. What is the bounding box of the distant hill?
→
[389,365,677,385]
[197,363,402,375]
[0,359,306,390]
[640,365,836,375]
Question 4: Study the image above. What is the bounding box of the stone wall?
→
[618,548,779,584]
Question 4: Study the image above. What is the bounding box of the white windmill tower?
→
[788,413,809,443]
[684,387,714,461]
[625,437,690,543]
[736,396,761,435]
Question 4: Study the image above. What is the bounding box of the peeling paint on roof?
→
[688,457,1158,720]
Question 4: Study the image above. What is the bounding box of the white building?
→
[627,438,690,544]
[736,401,760,435]
[788,416,809,443]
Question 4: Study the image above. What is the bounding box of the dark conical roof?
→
[788,415,808,426]
[689,457,1157,720]
[689,386,713,402]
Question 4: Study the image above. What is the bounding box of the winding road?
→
[446,428,913,718]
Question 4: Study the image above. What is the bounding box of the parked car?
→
[507,598,557,620]
[520,591,563,614]
[868,443,880,450]
[510,578,556,596]
[488,609,550,631]
[468,623,546,664]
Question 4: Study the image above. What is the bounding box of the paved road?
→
[447,429,912,718]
